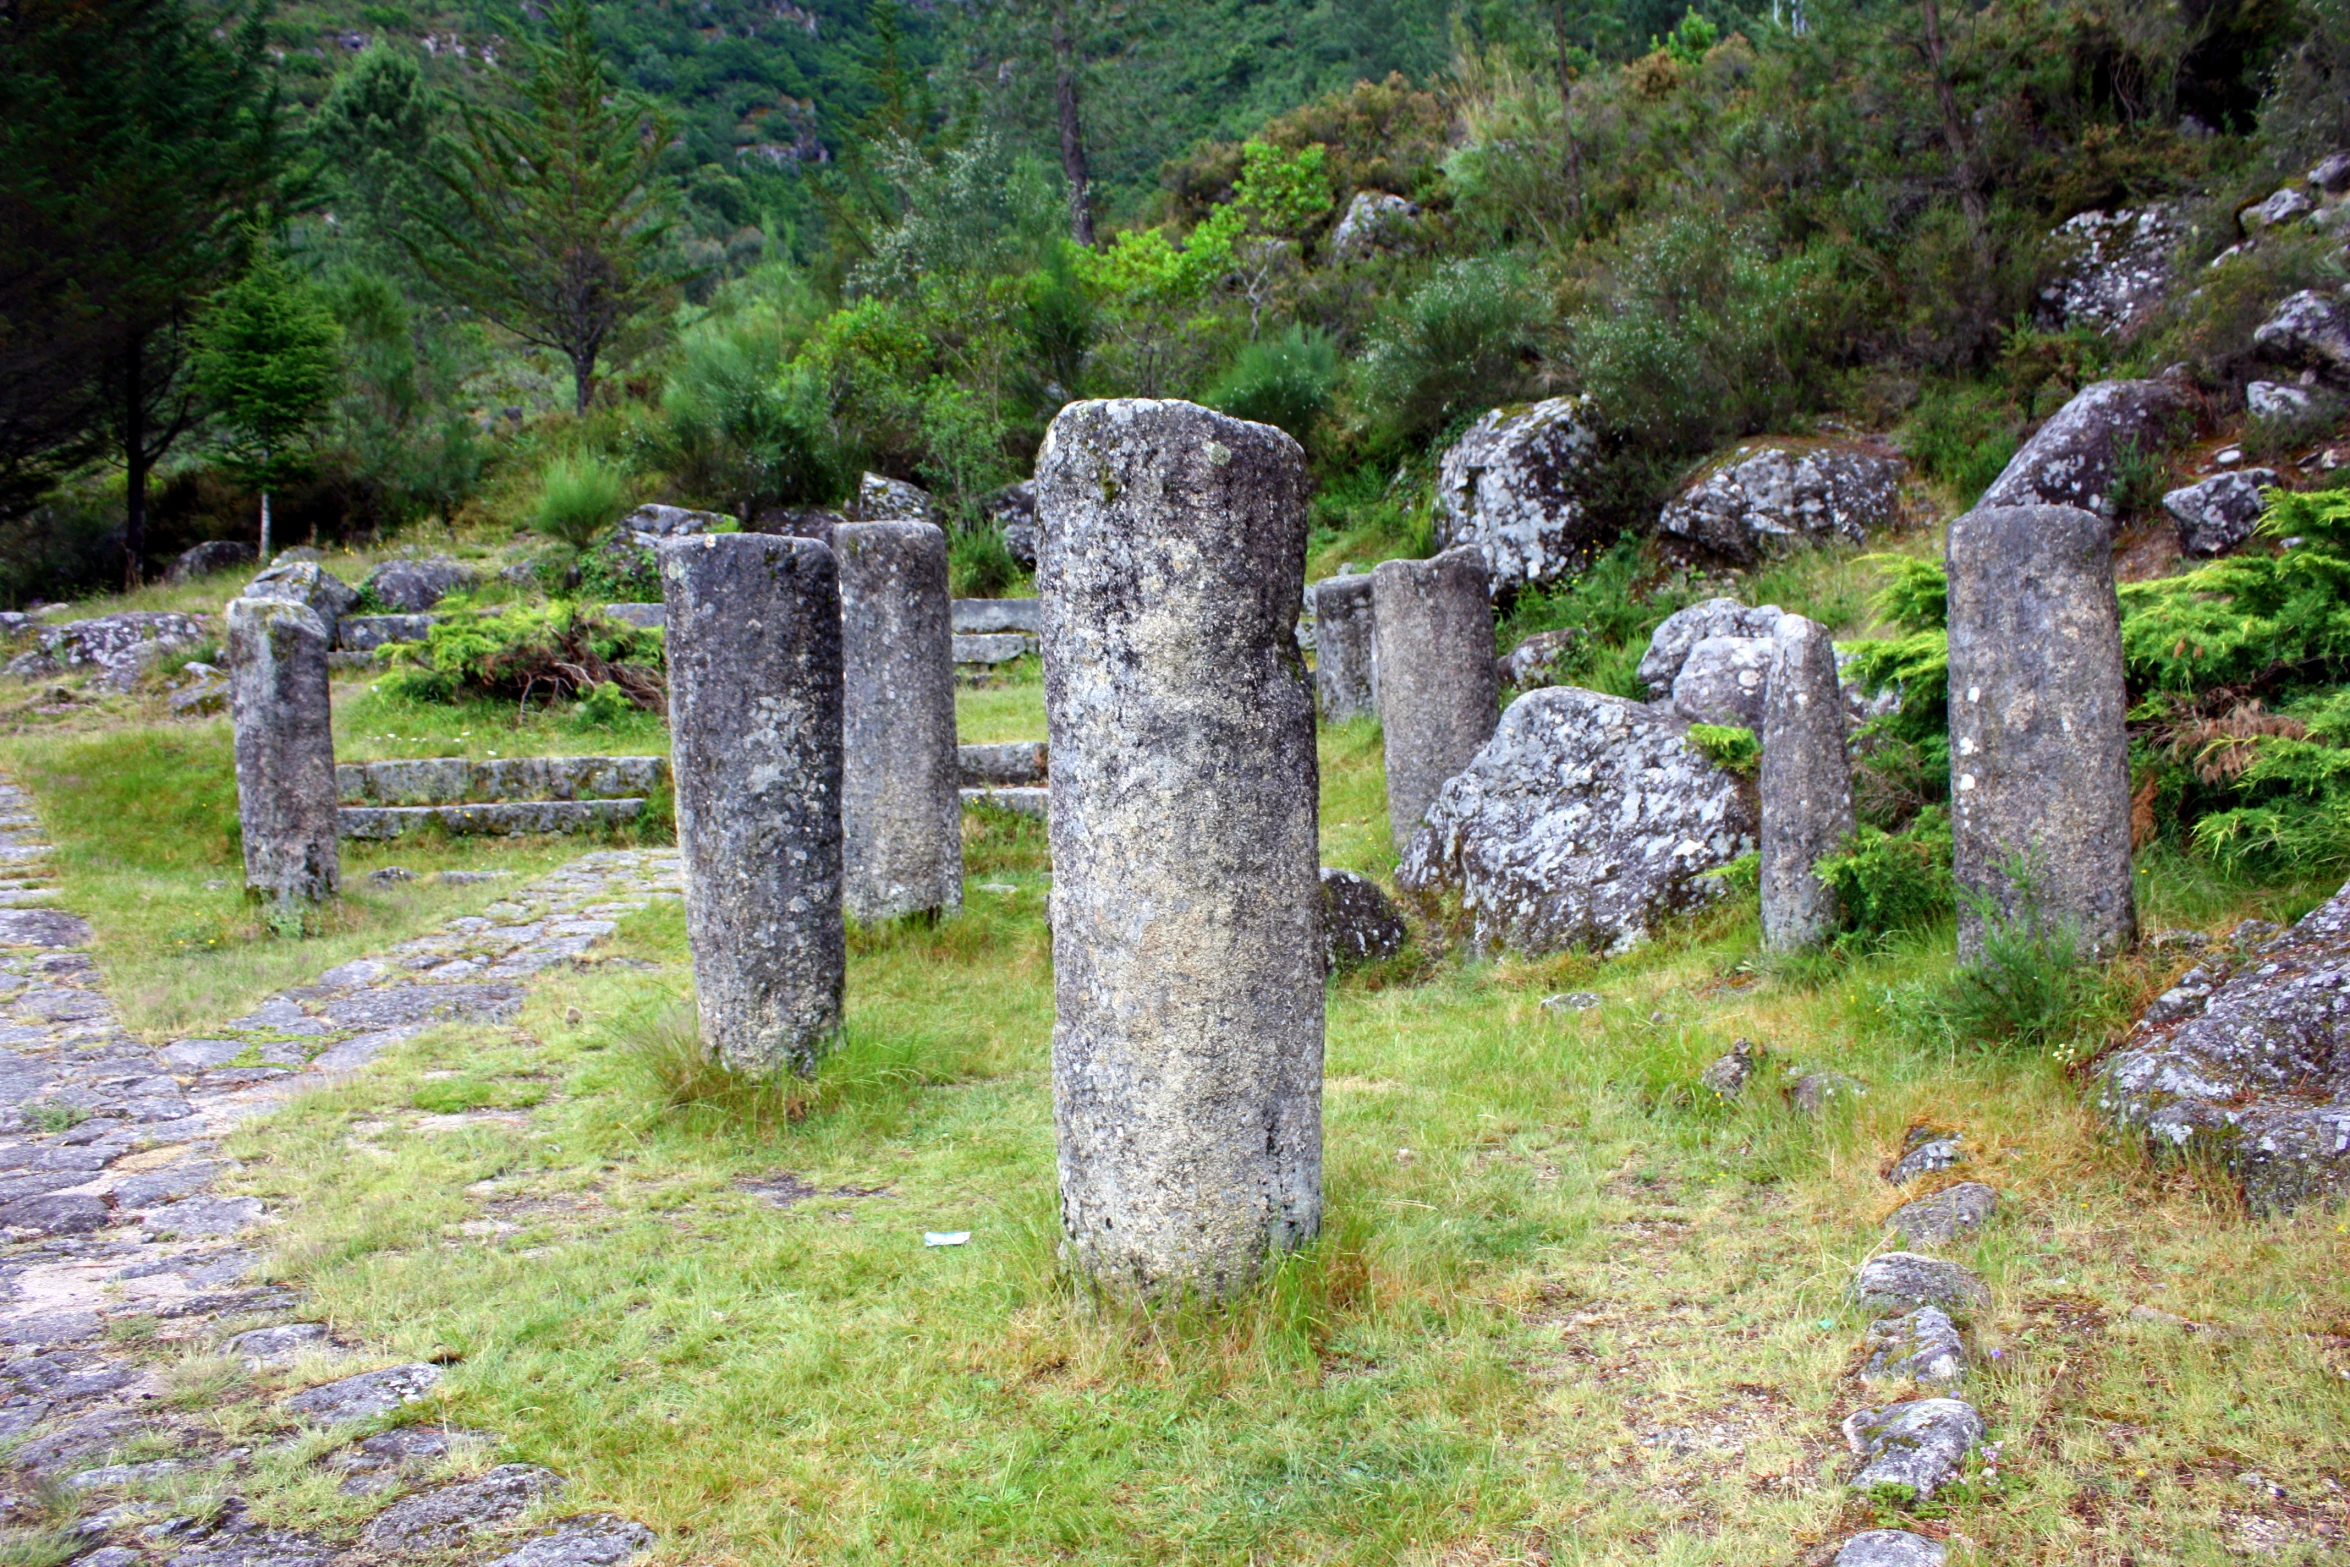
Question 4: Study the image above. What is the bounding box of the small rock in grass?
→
[327,1426,488,1496]
[1321,868,1408,971]
[1885,1128,1967,1185]
[368,867,415,885]
[1862,1307,1967,1386]
[439,870,512,886]
[1834,1530,1947,1567]
[1699,1039,1759,1099]
[1541,992,1602,1013]
[1842,1397,1984,1502]
[0,1193,111,1237]
[282,1362,442,1424]
[1788,1071,1863,1115]
[481,1514,655,1567]
[2146,928,2210,952]
[1852,1252,1990,1316]
[227,1323,334,1365]
[1885,1183,1998,1246]
[362,1463,565,1552]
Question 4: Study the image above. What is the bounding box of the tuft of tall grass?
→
[531,455,629,551]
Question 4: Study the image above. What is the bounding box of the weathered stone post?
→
[834,521,962,923]
[1373,546,1499,848]
[226,596,339,908]
[1311,572,1377,723]
[1947,504,2136,961]
[660,533,845,1076]
[1036,398,1322,1300]
[1759,613,1855,949]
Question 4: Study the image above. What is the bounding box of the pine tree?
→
[407,0,683,414]
[192,245,343,559]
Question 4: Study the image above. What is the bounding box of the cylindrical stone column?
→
[1036,398,1322,1301]
[1311,573,1377,723]
[226,596,339,908]
[1759,614,1855,950]
[1373,546,1499,849]
[834,521,962,923]
[660,533,845,1076]
[1947,504,2136,961]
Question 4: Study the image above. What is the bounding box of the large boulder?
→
[363,554,477,614]
[2037,206,2183,336]
[2164,468,2278,556]
[165,539,257,584]
[849,471,936,523]
[2253,288,2350,380]
[984,479,1039,568]
[2247,381,2320,421]
[1322,868,1409,971]
[2100,879,2350,1213]
[1656,441,1907,564]
[1670,634,1776,728]
[1328,190,1420,262]
[1396,685,1757,956]
[1635,598,1785,700]
[1977,379,2190,518]
[1432,396,1610,597]
[3,612,208,690]
[242,560,360,644]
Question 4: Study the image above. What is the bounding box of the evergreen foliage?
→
[191,243,344,553]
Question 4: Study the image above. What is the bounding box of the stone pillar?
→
[1373,546,1499,849]
[834,521,962,923]
[1311,572,1376,723]
[660,533,845,1076]
[1036,398,1322,1300]
[1947,504,2136,961]
[226,596,339,908]
[1759,613,1855,949]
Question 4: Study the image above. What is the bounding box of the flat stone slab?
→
[950,598,1040,635]
[281,1362,443,1424]
[1862,1307,1967,1386]
[337,756,669,806]
[0,911,91,950]
[961,786,1046,819]
[1843,1397,1984,1502]
[226,1323,334,1363]
[1886,1183,1998,1246]
[339,800,647,839]
[1835,1530,1948,1566]
[952,632,1032,665]
[481,1514,655,1567]
[320,983,525,1031]
[957,741,1047,788]
[1853,1252,1990,1315]
[363,1462,565,1552]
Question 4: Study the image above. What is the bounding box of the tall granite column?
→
[1311,572,1377,723]
[1759,613,1855,949]
[1036,398,1323,1300]
[1373,546,1499,849]
[1947,504,2136,960]
[226,596,339,908]
[660,533,845,1076]
[834,521,963,923]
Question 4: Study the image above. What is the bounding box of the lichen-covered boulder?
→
[1977,379,2190,517]
[2243,185,2317,234]
[2253,288,2350,380]
[2164,468,2278,556]
[1396,685,1757,956]
[243,560,360,645]
[1432,396,1610,597]
[850,471,936,522]
[2037,206,2182,335]
[1322,867,1408,971]
[2247,381,2318,420]
[1635,598,1785,699]
[165,539,257,584]
[620,503,734,539]
[1670,634,1775,728]
[2099,878,2350,1213]
[1328,190,1420,262]
[1656,441,1906,564]
[985,479,1039,567]
[363,554,477,614]
[4,612,210,690]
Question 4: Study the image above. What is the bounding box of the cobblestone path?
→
[0,777,682,1567]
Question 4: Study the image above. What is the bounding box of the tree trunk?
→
[122,335,148,590]
[1919,0,1994,317]
[1051,0,1095,248]
[1551,4,1585,224]
[260,489,273,562]
[572,349,594,415]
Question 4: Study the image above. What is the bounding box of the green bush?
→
[1936,858,2109,1060]
[1902,380,2023,500]
[380,602,663,709]
[1685,723,1758,775]
[577,535,661,604]
[664,315,840,522]
[1815,806,1954,941]
[533,456,630,551]
[1352,258,1543,447]
[1205,324,1339,447]
[1493,537,1688,699]
[948,523,1025,599]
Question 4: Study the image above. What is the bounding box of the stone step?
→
[958,742,1046,788]
[951,598,1040,635]
[338,756,670,806]
[339,799,647,840]
[953,632,1034,666]
[961,786,1047,819]
[336,613,437,652]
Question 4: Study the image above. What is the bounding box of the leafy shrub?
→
[1937,859,2109,1060]
[571,679,636,729]
[664,314,839,522]
[949,523,1024,599]
[1352,258,1543,447]
[1493,537,1689,698]
[1204,324,1339,447]
[577,536,660,603]
[1838,555,1953,820]
[2119,487,2350,693]
[1816,806,1954,941]
[533,456,629,551]
[379,602,663,709]
[1685,723,1758,775]
[1902,381,2023,500]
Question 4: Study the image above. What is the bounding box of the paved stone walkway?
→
[0,780,680,1567]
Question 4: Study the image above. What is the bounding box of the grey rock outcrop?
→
[2243,185,2317,233]
[985,480,1039,568]
[1671,634,1775,728]
[620,504,733,539]
[1432,396,1610,597]
[1657,441,1905,564]
[362,555,476,613]
[836,521,962,924]
[281,1362,442,1424]
[226,598,339,909]
[1886,1182,1998,1246]
[1947,504,2135,961]
[1322,868,1407,971]
[1833,1531,1948,1567]
[1497,627,1582,689]
[2247,380,2319,420]
[242,560,360,646]
[335,613,436,652]
[1759,614,1854,950]
[1636,598,1784,699]
[2253,289,2350,379]
[1977,379,2189,517]
[2099,876,2350,1212]
[1397,686,1757,956]
[851,471,935,522]
[660,534,844,1077]
[1035,398,1322,1300]
[951,598,1042,635]
[1842,1398,1984,1502]
[1852,1251,1990,1315]
[2038,206,2183,335]
[2165,468,2278,555]
[958,741,1047,787]
[4,613,209,690]
[1373,548,1499,847]
[1862,1306,1966,1386]
[1328,190,1420,261]
[363,1464,564,1552]
[1311,573,1377,723]
[165,539,257,583]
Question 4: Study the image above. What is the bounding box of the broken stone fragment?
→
[1842,1397,1984,1502]
[1884,1182,1998,1247]
[1862,1306,1967,1386]
[1852,1251,1991,1316]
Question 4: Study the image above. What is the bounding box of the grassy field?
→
[3,540,2347,1564]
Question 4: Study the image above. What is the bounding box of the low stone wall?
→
[958,741,1047,787]
[337,755,671,806]
[339,798,647,840]
[960,786,1047,819]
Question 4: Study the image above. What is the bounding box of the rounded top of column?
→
[1039,397,1305,472]
[1373,545,1489,591]
[832,519,948,560]
[224,594,329,640]
[1946,503,2111,569]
